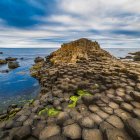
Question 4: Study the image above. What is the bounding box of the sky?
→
[0,0,140,48]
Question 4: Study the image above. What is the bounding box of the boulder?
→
[8,61,20,69]
[34,57,44,63]
[5,57,17,61]
[0,52,3,54]
[0,59,7,65]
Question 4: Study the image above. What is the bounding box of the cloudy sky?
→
[0,0,140,48]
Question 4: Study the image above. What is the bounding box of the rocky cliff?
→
[0,38,140,140]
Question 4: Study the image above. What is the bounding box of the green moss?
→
[38,107,60,117]
[68,90,92,108]
[47,108,60,116]
[38,107,48,116]
[68,96,79,108]
[77,90,91,96]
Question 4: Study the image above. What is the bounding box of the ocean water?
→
[0,47,139,113]
[0,48,57,113]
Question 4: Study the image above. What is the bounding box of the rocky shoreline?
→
[0,38,140,140]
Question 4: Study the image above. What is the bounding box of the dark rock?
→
[125,118,140,139]
[63,123,81,139]
[6,57,17,61]
[5,120,15,129]
[81,94,94,105]
[8,61,20,69]
[0,59,7,65]
[0,69,9,73]
[0,52,3,54]
[34,57,44,63]
[13,125,31,140]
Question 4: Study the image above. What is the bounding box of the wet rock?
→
[39,125,61,140]
[0,59,7,65]
[0,69,10,73]
[0,52,3,54]
[63,123,81,139]
[34,57,44,63]
[8,61,20,69]
[13,125,31,140]
[6,57,17,61]
[82,129,103,140]
[125,118,140,139]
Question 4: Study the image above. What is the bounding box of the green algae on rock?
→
[38,107,60,117]
[68,90,92,108]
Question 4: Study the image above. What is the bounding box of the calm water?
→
[0,48,57,113]
[0,47,139,113]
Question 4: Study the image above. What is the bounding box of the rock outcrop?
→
[0,38,140,140]
[0,59,7,65]
[49,38,113,64]
[8,61,20,69]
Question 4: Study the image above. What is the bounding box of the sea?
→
[0,48,139,113]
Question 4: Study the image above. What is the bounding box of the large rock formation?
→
[49,38,113,64]
[0,38,140,140]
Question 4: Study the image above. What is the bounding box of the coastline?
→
[0,38,140,140]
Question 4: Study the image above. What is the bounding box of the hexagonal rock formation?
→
[0,38,140,140]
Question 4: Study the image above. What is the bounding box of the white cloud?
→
[0,0,140,48]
